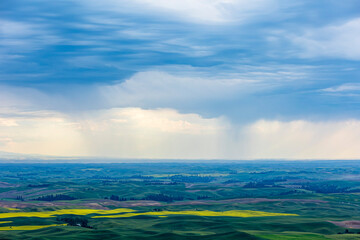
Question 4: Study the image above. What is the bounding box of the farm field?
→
[0,161,360,239]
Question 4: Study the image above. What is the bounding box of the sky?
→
[1,0,360,159]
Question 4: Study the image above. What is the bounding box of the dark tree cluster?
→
[261,177,286,185]
[57,216,92,229]
[16,195,24,201]
[109,195,127,201]
[196,195,210,200]
[243,177,287,188]
[34,194,76,201]
[152,208,163,212]
[104,196,136,201]
[338,229,360,234]
[143,193,184,202]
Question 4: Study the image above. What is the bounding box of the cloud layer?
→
[291,18,360,60]
[0,108,226,158]
[244,119,360,159]
[1,106,360,160]
[81,0,278,24]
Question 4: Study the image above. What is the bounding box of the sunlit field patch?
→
[0,224,66,231]
[0,208,135,219]
[0,221,12,224]
[0,208,297,232]
[4,208,19,211]
[92,210,298,218]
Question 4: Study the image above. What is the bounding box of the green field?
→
[0,161,360,239]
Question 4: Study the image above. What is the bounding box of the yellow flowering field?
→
[0,221,12,224]
[0,208,135,219]
[0,224,66,231]
[93,210,298,218]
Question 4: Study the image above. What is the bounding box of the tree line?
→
[34,194,76,201]
[57,216,92,229]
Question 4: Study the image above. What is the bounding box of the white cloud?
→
[81,0,278,24]
[76,108,228,158]
[0,20,40,37]
[0,66,307,113]
[1,105,360,160]
[98,70,305,108]
[0,111,86,156]
[322,83,360,93]
[291,18,360,60]
[0,19,61,53]
[0,118,18,127]
[132,0,257,23]
[0,108,228,159]
[99,71,257,106]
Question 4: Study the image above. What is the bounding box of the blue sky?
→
[1,0,360,159]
